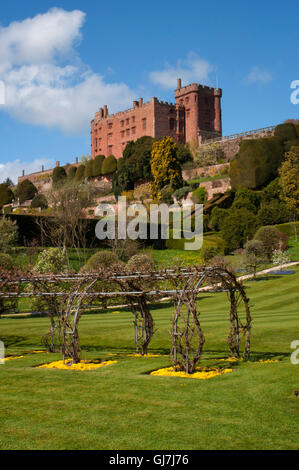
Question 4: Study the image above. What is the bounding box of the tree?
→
[274,122,297,142]
[16,179,38,202]
[229,136,284,189]
[150,137,183,200]
[31,194,48,209]
[0,183,14,208]
[0,217,18,252]
[254,226,288,261]
[242,239,265,279]
[112,137,154,196]
[102,155,117,175]
[93,155,105,177]
[257,200,289,226]
[279,146,299,219]
[80,154,91,164]
[3,178,14,187]
[221,208,260,251]
[52,167,67,188]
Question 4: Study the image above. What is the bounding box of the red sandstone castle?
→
[91,78,222,159]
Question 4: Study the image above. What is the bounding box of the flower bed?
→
[38,359,117,371]
[150,366,232,380]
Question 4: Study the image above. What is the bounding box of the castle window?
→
[121,130,125,137]
[126,118,130,125]
[185,97,189,104]
[186,109,190,118]
[108,145,113,154]
[169,118,176,131]
[195,95,197,102]
[121,120,124,127]
[132,116,135,123]
[126,129,130,136]
[142,118,147,130]
[108,133,113,140]
[132,127,136,134]
[108,122,113,129]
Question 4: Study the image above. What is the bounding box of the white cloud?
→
[0,8,137,134]
[246,66,272,84]
[149,53,213,89]
[0,158,55,184]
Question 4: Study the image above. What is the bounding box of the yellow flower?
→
[5,355,24,361]
[38,360,117,371]
[150,366,232,380]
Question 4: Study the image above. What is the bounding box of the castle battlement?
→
[91,78,222,158]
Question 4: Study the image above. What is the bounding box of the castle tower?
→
[174,78,222,144]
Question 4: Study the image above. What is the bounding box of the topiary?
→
[93,155,105,177]
[210,207,229,231]
[230,137,284,190]
[75,164,86,182]
[102,155,117,175]
[31,194,48,209]
[274,123,297,142]
[257,200,289,226]
[84,160,94,179]
[16,179,38,203]
[0,183,14,208]
[83,250,119,271]
[52,167,67,188]
[221,208,260,251]
[67,166,77,180]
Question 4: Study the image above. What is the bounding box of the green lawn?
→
[1,268,299,450]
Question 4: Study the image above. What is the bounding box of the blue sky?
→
[0,0,298,182]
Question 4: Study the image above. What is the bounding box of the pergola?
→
[0,266,251,374]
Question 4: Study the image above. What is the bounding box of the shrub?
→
[173,186,191,201]
[16,179,38,202]
[257,200,289,226]
[242,239,265,278]
[274,122,297,142]
[0,183,14,208]
[102,155,117,175]
[52,167,67,188]
[127,253,155,272]
[221,208,260,251]
[34,248,67,274]
[272,249,290,265]
[210,207,229,231]
[0,217,18,252]
[176,143,193,164]
[67,166,77,180]
[75,164,86,182]
[0,253,14,270]
[254,226,288,260]
[229,137,284,189]
[83,250,119,271]
[93,155,105,177]
[201,245,219,263]
[84,160,94,179]
[31,194,48,209]
[191,186,208,204]
[232,188,261,214]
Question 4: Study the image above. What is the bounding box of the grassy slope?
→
[1,268,299,450]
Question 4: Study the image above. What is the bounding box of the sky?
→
[0,0,298,182]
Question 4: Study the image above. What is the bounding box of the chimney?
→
[103,105,108,118]
[177,78,182,89]
[22,170,25,177]
[133,100,138,108]
[42,165,44,172]
[139,98,143,106]
[75,157,78,164]
[56,161,60,167]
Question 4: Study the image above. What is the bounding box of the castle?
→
[91,78,222,159]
